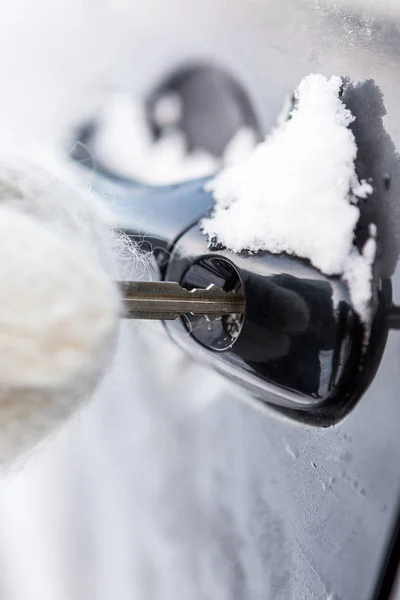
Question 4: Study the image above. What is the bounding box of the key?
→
[119,281,245,320]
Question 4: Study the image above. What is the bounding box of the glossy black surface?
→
[165,221,390,425]
[91,173,215,274]
[146,64,262,156]
[181,256,245,351]
[91,168,391,426]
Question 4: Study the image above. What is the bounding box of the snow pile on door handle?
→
[201,74,376,323]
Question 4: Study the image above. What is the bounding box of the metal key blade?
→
[119,281,245,320]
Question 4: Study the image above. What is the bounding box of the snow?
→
[90,92,256,185]
[152,91,183,128]
[201,74,375,322]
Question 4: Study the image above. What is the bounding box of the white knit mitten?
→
[0,159,123,468]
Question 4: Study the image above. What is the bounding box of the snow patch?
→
[202,74,375,322]
[90,93,256,185]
